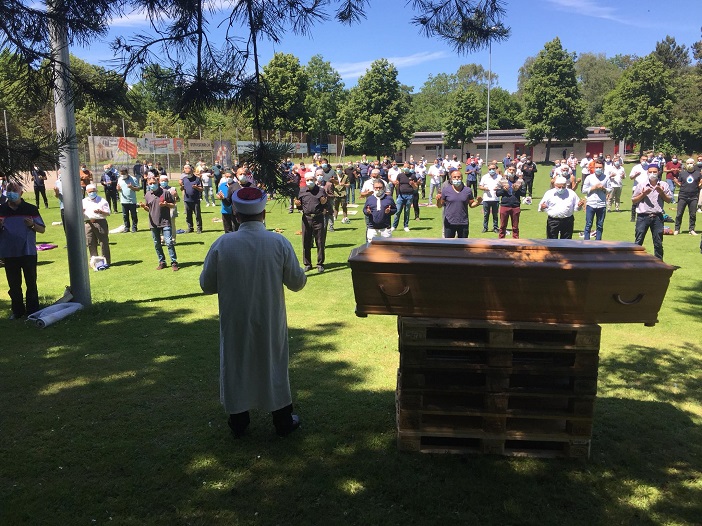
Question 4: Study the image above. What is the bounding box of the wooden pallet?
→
[398,318,601,350]
[397,368,599,395]
[399,345,599,373]
[397,390,596,417]
[396,430,591,458]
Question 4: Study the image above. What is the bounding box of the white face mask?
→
[374,189,384,197]
[306,179,315,187]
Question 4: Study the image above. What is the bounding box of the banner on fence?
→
[89,136,139,166]
[188,139,212,151]
[214,141,232,167]
[137,137,184,155]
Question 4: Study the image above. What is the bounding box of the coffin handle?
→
[379,284,410,297]
[613,293,644,305]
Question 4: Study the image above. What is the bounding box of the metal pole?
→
[88,115,95,172]
[485,39,491,163]
[151,120,156,163]
[177,123,182,168]
[49,4,91,306]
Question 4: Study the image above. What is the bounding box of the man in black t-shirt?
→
[179,164,203,233]
[673,158,702,236]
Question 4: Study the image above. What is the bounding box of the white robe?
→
[200,221,307,413]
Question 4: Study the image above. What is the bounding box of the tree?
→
[339,59,413,157]
[455,63,492,86]
[482,87,524,129]
[304,55,345,143]
[522,38,586,162]
[575,52,622,125]
[653,36,690,71]
[666,30,702,153]
[444,87,482,157]
[602,54,674,154]
[409,73,455,131]
[260,53,308,132]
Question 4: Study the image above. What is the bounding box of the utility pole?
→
[49,2,91,306]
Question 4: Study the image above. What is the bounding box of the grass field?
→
[1,164,701,525]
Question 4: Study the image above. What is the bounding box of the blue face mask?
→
[6,191,20,202]
[642,162,649,169]
[159,182,168,188]
[88,191,98,199]
[321,164,328,170]
[452,179,462,186]
[148,183,158,191]
[595,168,603,176]
[488,169,496,176]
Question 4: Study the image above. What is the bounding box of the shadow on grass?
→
[1,304,700,525]
[110,260,144,267]
[672,278,702,318]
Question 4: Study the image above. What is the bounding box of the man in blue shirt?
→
[0,182,46,319]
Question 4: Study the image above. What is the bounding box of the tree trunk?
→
[544,137,552,163]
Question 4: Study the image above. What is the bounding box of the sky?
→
[75,0,702,94]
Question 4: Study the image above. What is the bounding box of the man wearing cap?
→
[539,176,585,239]
[295,172,329,273]
[632,164,672,259]
[140,174,178,271]
[673,158,702,236]
[200,186,307,438]
[0,182,46,319]
[82,183,111,266]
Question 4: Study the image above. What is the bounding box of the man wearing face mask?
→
[496,167,525,239]
[117,168,140,233]
[479,163,501,233]
[140,175,178,270]
[629,154,651,222]
[294,173,328,273]
[319,158,335,183]
[673,158,702,236]
[0,182,46,319]
[664,155,681,204]
[360,168,387,199]
[695,155,702,213]
[605,158,625,212]
[581,160,610,240]
[632,165,672,259]
[539,176,585,239]
[82,183,111,267]
[364,179,397,243]
[180,164,203,234]
[427,159,445,204]
[392,163,418,232]
[436,169,482,238]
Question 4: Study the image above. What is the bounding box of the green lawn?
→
[1,165,701,525]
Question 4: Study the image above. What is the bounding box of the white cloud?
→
[109,9,152,28]
[546,0,619,21]
[334,51,449,79]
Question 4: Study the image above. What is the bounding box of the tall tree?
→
[339,59,413,157]
[575,52,622,125]
[409,73,455,131]
[444,87,482,158]
[666,31,702,153]
[481,87,524,129]
[260,52,308,132]
[653,36,690,71]
[522,38,586,162]
[304,55,345,144]
[602,54,674,154]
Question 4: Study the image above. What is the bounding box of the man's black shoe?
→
[276,414,300,437]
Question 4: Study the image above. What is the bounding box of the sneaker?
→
[328,226,335,232]
[481,228,488,233]
[391,227,396,232]
[493,228,499,234]
[691,230,698,236]
[404,227,410,232]
[196,230,202,234]
[304,265,312,272]
[578,232,585,238]
[8,313,23,320]
[156,261,167,270]
[317,266,324,273]
[674,230,679,236]
[342,218,350,224]
[171,263,179,271]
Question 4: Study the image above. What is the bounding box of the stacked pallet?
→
[396,317,600,458]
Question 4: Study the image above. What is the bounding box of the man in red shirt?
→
[663,155,682,203]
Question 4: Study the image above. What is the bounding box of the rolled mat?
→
[27,302,84,328]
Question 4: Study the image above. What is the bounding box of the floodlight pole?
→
[49,3,92,306]
[485,31,496,163]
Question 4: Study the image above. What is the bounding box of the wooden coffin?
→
[348,238,675,325]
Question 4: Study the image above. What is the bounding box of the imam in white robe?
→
[200,221,307,413]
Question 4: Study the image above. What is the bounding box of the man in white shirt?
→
[539,176,585,239]
[605,159,625,212]
[427,159,445,204]
[82,183,111,266]
[581,160,610,240]
[479,162,501,233]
